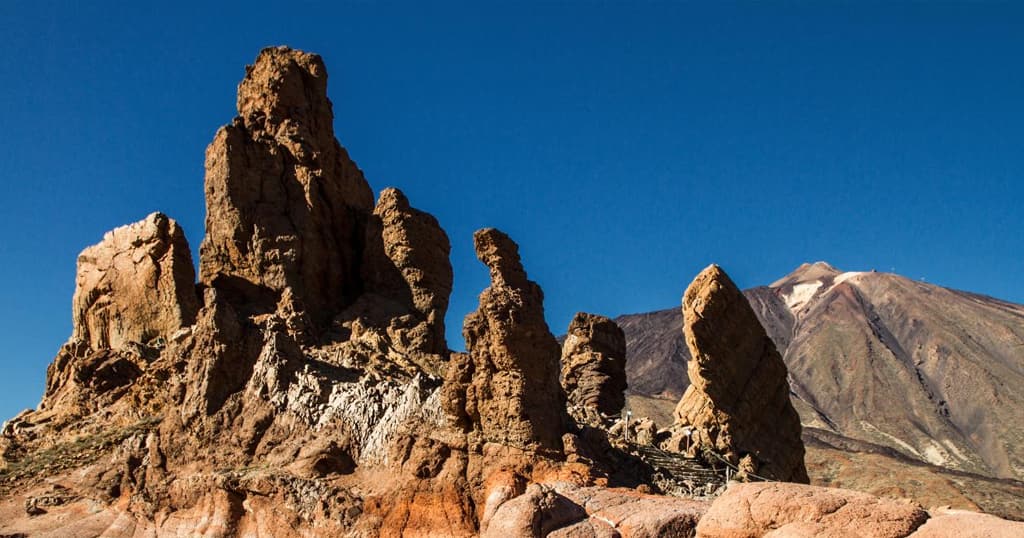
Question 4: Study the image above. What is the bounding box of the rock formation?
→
[39,212,199,420]
[360,187,453,356]
[454,228,567,453]
[3,47,1022,538]
[71,212,199,351]
[199,46,373,327]
[561,312,628,420]
[671,264,809,483]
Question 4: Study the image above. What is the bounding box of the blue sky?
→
[1,2,1022,422]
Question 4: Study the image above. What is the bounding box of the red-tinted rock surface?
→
[908,508,1024,537]
[561,312,628,420]
[696,482,929,538]
[671,265,809,483]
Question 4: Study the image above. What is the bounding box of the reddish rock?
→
[696,482,929,538]
[908,508,1024,538]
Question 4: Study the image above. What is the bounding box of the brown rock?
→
[199,46,373,326]
[361,187,453,355]
[71,212,198,351]
[455,228,567,452]
[672,264,808,482]
[696,482,929,538]
[561,312,628,419]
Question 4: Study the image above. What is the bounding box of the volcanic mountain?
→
[619,262,1024,516]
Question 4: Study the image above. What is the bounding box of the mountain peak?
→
[770,261,842,289]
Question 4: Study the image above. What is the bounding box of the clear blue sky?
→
[1,2,1022,422]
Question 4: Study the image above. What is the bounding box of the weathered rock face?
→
[561,312,628,419]
[457,228,567,452]
[360,187,453,356]
[72,212,198,351]
[672,264,809,483]
[36,212,198,418]
[199,46,373,327]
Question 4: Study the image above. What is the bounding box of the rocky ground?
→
[1,47,1021,537]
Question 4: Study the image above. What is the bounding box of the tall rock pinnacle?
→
[454,228,567,452]
[561,312,628,419]
[672,264,809,483]
[199,46,374,326]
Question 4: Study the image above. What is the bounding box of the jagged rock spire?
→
[450,228,567,452]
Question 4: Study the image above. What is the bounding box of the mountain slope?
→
[620,262,1024,488]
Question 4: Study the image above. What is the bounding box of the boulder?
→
[908,508,1024,538]
[561,312,628,419]
[672,265,808,482]
[696,482,929,538]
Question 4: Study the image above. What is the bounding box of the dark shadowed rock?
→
[561,312,628,420]
[671,264,808,483]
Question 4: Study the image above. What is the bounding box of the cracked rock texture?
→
[199,46,373,328]
[360,186,453,357]
[456,228,568,453]
[671,264,809,483]
[561,312,628,420]
[72,211,199,352]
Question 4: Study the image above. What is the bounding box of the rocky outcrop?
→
[561,312,628,420]
[455,228,567,452]
[671,264,808,483]
[199,46,373,327]
[360,187,453,356]
[71,212,198,351]
[33,213,199,419]
[695,482,930,538]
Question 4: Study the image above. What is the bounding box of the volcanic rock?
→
[455,228,567,452]
[34,213,199,420]
[359,187,453,356]
[909,508,1024,537]
[198,46,373,327]
[695,482,929,538]
[671,264,808,483]
[71,212,198,351]
[561,312,628,420]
